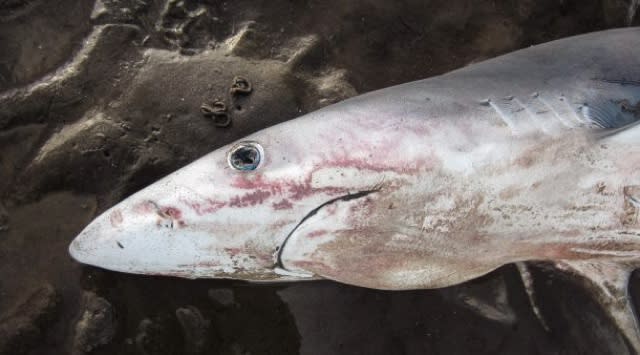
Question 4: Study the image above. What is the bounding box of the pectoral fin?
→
[442,271,517,325]
[554,260,639,353]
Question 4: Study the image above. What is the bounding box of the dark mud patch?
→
[80,271,300,355]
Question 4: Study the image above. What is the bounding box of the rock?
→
[175,306,210,355]
[134,318,154,355]
[71,292,115,355]
[134,315,182,355]
[135,318,153,355]
[0,283,59,355]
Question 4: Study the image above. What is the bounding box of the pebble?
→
[71,292,115,355]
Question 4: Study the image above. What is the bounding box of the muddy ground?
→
[1,0,639,354]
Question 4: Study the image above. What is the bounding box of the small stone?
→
[175,306,210,355]
[135,315,182,355]
[71,292,115,355]
[135,318,154,354]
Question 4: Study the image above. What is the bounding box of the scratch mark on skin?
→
[272,199,293,210]
[180,198,227,215]
[190,156,425,216]
[569,247,640,258]
[307,230,328,239]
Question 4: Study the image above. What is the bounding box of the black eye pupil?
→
[229,144,261,170]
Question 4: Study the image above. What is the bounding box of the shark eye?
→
[228,142,263,171]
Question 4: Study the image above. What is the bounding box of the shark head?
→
[69,100,434,282]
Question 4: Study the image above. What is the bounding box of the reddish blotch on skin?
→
[272,199,293,210]
[159,207,182,220]
[224,247,243,257]
[133,200,156,214]
[109,209,123,227]
[229,190,271,208]
[306,230,328,239]
[189,153,437,216]
[180,198,227,215]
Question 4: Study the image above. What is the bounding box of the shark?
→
[70,28,640,351]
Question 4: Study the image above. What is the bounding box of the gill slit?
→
[273,187,382,272]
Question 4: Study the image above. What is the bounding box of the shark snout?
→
[69,204,152,271]
[68,191,303,280]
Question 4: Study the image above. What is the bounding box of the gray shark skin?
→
[70,28,640,352]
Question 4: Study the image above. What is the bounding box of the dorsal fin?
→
[554,260,640,352]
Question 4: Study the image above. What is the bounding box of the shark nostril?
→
[154,206,184,229]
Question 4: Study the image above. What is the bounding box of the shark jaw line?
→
[273,187,382,275]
